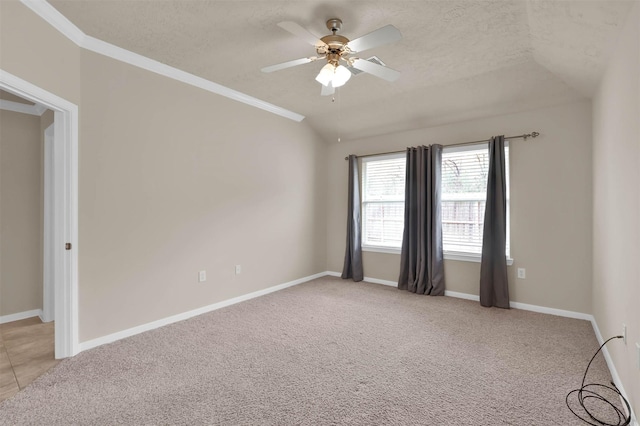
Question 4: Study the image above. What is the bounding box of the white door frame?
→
[42,123,55,323]
[0,69,79,358]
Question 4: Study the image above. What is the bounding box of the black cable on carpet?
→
[566,335,631,426]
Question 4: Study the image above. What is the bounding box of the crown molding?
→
[19,0,305,122]
[20,0,86,45]
[81,35,305,121]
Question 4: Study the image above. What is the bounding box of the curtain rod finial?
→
[531,131,539,138]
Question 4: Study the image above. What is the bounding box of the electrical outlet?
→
[623,324,627,344]
[198,270,206,282]
[517,268,526,279]
[235,265,242,275]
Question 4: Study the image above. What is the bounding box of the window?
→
[360,144,511,262]
[441,143,510,259]
[361,153,406,251]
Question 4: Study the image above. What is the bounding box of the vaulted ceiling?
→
[48,0,635,142]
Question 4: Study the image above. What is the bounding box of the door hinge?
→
[65,243,72,250]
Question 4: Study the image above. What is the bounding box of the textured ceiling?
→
[48,0,635,142]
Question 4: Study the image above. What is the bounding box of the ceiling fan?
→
[261,18,402,96]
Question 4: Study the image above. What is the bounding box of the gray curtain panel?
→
[398,145,445,295]
[479,136,510,308]
[341,155,364,282]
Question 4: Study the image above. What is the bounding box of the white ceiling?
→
[48,0,635,143]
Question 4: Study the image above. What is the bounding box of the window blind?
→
[441,143,510,256]
[361,154,406,248]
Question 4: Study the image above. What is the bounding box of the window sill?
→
[362,246,514,266]
[362,245,401,255]
[444,251,514,266]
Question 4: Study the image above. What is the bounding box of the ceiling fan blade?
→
[351,58,400,82]
[261,57,317,73]
[321,81,335,97]
[347,24,402,53]
[277,21,327,48]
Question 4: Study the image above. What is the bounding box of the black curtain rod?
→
[343,132,539,160]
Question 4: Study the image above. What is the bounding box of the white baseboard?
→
[78,271,327,353]
[589,317,638,426]
[0,309,43,324]
[363,277,397,287]
[326,271,397,287]
[508,301,593,321]
[444,290,479,301]
[328,271,593,319]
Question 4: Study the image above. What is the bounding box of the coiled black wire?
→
[566,335,631,426]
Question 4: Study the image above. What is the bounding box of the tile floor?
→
[0,317,60,402]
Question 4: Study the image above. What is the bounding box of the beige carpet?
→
[0,276,618,425]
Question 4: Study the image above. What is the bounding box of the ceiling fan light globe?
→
[332,65,352,87]
[315,63,335,86]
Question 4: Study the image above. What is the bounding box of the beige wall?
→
[1,1,327,341]
[592,2,640,415]
[40,110,54,134]
[327,101,593,314]
[0,110,43,316]
[0,1,81,105]
[77,50,327,340]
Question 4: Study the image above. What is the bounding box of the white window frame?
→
[441,142,513,265]
[361,153,406,254]
[359,145,513,265]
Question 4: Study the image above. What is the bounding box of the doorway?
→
[0,69,79,359]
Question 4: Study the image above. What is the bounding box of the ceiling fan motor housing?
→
[319,19,350,62]
[320,34,349,51]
